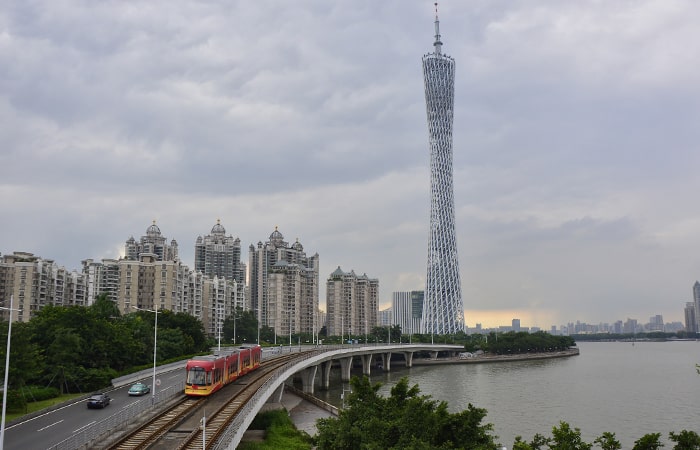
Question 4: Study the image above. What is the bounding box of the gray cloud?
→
[2,0,700,328]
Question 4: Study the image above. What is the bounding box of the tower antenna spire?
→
[433,2,443,54]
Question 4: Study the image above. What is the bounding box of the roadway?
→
[3,368,184,450]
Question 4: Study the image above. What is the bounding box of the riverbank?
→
[411,347,579,365]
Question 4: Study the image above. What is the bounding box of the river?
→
[311,341,699,448]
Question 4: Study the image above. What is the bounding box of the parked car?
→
[86,393,111,409]
[128,382,151,396]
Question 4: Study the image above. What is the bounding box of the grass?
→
[5,393,86,422]
[237,409,313,450]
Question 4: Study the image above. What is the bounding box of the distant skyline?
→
[2,1,700,328]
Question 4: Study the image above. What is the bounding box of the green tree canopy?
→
[315,376,500,450]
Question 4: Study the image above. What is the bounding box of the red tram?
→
[184,344,262,397]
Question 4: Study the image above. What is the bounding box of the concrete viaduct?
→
[220,343,464,448]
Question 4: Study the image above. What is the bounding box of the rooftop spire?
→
[433,2,443,54]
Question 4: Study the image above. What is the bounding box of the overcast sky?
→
[2,1,700,329]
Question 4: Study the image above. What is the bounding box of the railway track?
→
[175,351,318,449]
[105,352,316,450]
[105,398,203,450]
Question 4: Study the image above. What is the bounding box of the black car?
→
[87,393,111,409]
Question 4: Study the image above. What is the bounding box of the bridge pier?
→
[383,352,392,372]
[267,383,285,404]
[319,361,332,390]
[360,354,373,376]
[430,351,438,360]
[300,366,317,394]
[403,351,414,368]
[339,356,353,382]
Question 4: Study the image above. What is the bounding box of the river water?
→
[311,341,699,448]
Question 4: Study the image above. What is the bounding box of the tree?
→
[594,432,622,450]
[513,434,549,450]
[633,433,664,450]
[258,325,276,344]
[222,308,258,343]
[549,422,592,450]
[315,376,500,450]
[669,430,700,450]
[0,321,43,394]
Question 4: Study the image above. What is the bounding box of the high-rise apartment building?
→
[124,220,179,262]
[693,281,700,331]
[392,290,423,334]
[0,252,86,322]
[82,222,242,338]
[378,307,392,327]
[249,227,319,337]
[421,7,465,335]
[326,267,378,338]
[194,220,246,284]
[194,219,247,314]
[684,302,697,333]
[648,315,664,332]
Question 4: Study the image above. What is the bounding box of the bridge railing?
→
[213,349,325,449]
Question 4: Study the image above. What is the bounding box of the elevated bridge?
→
[217,343,464,449]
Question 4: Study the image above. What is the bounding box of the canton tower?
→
[421,4,465,334]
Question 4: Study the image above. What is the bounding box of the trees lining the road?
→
[0,294,209,409]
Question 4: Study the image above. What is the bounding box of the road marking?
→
[73,421,96,433]
[37,420,64,432]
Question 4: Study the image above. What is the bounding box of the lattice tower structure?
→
[421,8,465,334]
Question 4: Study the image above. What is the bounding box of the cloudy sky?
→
[2,1,700,329]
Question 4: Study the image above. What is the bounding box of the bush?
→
[23,385,61,402]
[4,389,27,413]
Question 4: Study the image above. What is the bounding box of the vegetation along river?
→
[312,341,699,448]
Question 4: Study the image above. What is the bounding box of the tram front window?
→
[187,368,207,385]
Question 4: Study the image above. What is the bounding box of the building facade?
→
[421,8,465,335]
[326,266,378,338]
[0,252,86,322]
[194,220,246,284]
[693,281,700,332]
[392,290,424,335]
[194,219,247,313]
[248,227,319,337]
[124,220,179,262]
[684,302,697,333]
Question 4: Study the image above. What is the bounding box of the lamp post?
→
[232,309,236,346]
[0,295,20,450]
[254,307,260,345]
[133,305,158,405]
[288,309,292,348]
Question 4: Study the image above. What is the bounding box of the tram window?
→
[187,368,207,385]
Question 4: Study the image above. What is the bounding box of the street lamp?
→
[281,309,292,348]
[256,309,260,345]
[132,305,158,405]
[0,295,20,450]
[231,308,243,346]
